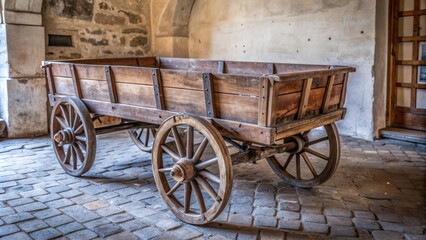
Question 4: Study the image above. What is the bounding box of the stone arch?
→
[153,0,196,57]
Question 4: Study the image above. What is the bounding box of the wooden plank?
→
[53,77,73,96]
[152,68,165,110]
[80,79,110,101]
[297,78,313,119]
[276,84,343,119]
[380,127,426,144]
[398,36,426,42]
[45,65,56,95]
[267,79,278,126]
[321,75,336,113]
[212,74,260,96]
[111,66,153,85]
[339,73,349,108]
[396,82,426,89]
[74,64,106,80]
[276,67,355,82]
[136,57,157,67]
[203,73,216,118]
[75,58,140,66]
[396,106,426,115]
[274,109,346,140]
[387,0,399,127]
[214,93,259,124]
[398,9,426,16]
[115,83,156,108]
[268,63,276,74]
[394,110,426,131]
[397,60,426,65]
[161,69,203,91]
[257,78,270,126]
[163,88,206,116]
[51,63,71,77]
[276,74,344,96]
[69,64,82,98]
[274,63,329,74]
[105,66,118,103]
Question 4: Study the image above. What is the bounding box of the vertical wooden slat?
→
[297,78,313,120]
[321,75,336,113]
[105,66,118,103]
[156,57,161,68]
[257,78,270,126]
[268,63,276,75]
[411,0,420,108]
[152,68,165,110]
[339,74,349,109]
[387,0,399,126]
[267,79,278,126]
[45,64,56,95]
[203,73,216,118]
[69,64,82,98]
[218,61,225,74]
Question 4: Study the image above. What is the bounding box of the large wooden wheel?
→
[128,128,157,152]
[267,123,340,188]
[51,97,96,176]
[152,115,233,225]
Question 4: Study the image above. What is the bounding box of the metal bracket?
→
[203,73,215,118]
[152,68,165,110]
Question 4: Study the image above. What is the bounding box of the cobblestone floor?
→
[0,131,425,240]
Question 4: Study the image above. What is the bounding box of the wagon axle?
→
[53,129,75,147]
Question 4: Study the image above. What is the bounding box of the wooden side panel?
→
[54,77,74,96]
[112,67,153,85]
[80,80,110,101]
[163,88,207,116]
[274,63,329,74]
[214,93,259,124]
[51,64,71,77]
[161,69,204,90]
[74,65,106,81]
[275,84,343,121]
[212,74,260,96]
[116,83,156,108]
[225,62,270,75]
[394,107,426,131]
[276,74,344,95]
[75,58,140,66]
[159,58,218,73]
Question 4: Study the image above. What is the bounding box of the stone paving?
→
[0,131,425,240]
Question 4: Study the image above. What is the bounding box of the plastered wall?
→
[187,0,377,140]
[42,0,151,60]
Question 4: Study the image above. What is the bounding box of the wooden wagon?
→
[43,57,355,225]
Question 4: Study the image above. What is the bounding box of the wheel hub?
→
[286,135,305,154]
[170,159,196,183]
[53,128,75,146]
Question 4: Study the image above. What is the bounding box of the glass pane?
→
[397,87,411,107]
[398,65,412,83]
[417,89,426,109]
[400,0,415,11]
[399,17,414,37]
[398,42,413,60]
[421,0,426,10]
[420,16,426,37]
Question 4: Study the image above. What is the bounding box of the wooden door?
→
[388,0,426,131]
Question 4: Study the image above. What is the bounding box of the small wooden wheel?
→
[267,123,340,188]
[152,115,233,225]
[51,97,96,176]
[128,128,157,152]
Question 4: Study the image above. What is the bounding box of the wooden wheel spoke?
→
[304,147,329,161]
[307,137,329,146]
[76,140,87,152]
[191,181,206,214]
[184,183,192,213]
[296,154,301,180]
[167,182,182,196]
[73,143,85,163]
[55,117,68,129]
[151,128,157,136]
[192,138,209,164]
[64,146,71,164]
[161,145,180,162]
[301,152,318,177]
[186,126,194,159]
[195,157,218,170]
[75,135,87,142]
[282,154,294,170]
[71,146,77,170]
[72,114,80,130]
[144,129,150,147]
[59,105,70,127]
[136,129,143,140]
[68,104,74,127]
[74,124,84,135]
[196,176,219,202]
[172,127,185,158]
[302,130,311,139]
[198,170,220,184]
[158,167,173,173]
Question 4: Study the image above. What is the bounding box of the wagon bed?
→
[43,57,355,224]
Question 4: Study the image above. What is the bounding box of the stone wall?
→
[184,0,377,140]
[42,0,151,60]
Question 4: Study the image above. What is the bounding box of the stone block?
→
[3,11,42,26]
